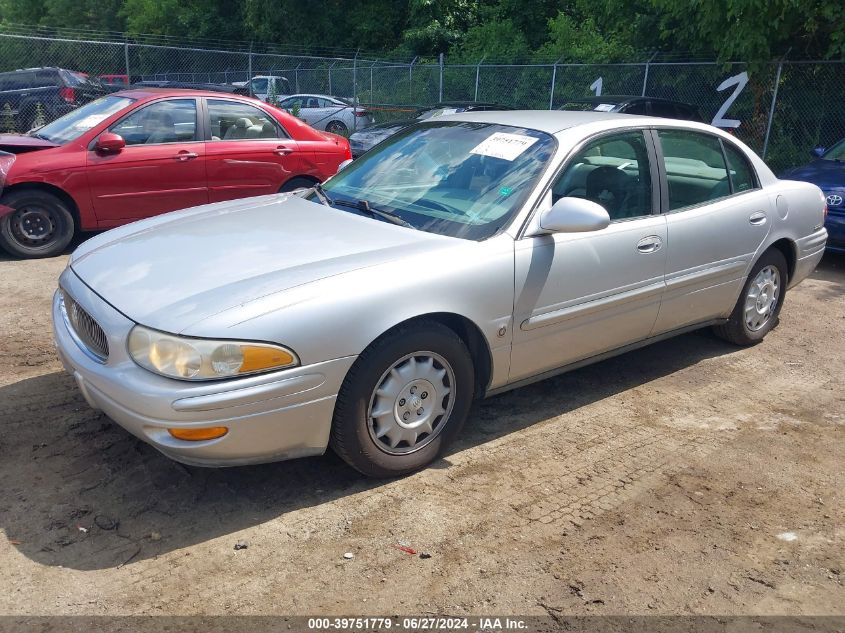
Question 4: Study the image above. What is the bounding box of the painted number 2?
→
[712,71,748,129]
[590,77,603,96]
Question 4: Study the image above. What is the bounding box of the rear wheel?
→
[279,177,317,193]
[713,248,787,345]
[325,120,348,134]
[330,321,475,478]
[0,190,75,259]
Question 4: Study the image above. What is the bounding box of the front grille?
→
[61,289,109,361]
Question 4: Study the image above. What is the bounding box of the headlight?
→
[127,326,298,380]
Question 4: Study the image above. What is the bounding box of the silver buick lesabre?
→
[53,111,827,477]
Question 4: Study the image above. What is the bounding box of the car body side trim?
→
[663,257,750,293]
[520,278,665,332]
[97,187,207,200]
[488,319,725,397]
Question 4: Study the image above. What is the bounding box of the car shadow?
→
[0,231,95,262]
[1,326,748,571]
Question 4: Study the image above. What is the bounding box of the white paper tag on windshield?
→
[593,103,616,112]
[470,132,538,161]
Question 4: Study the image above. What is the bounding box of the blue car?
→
[781,138,845,252]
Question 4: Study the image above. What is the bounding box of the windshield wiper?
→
[333,198,415,229]
[310,182,334,207]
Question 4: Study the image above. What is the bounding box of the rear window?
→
[723,142,758,193]
[658,129,731,210]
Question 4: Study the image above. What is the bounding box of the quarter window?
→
[657,129,730,210]
[207,99,286,140]
[723,142,757,193]
[110,99,198,145]
[551,131,653,221]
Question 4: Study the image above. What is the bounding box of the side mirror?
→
[337,158,353,172]
[811,146,826,158]
[95,132,125,154]
[535,197,610,234]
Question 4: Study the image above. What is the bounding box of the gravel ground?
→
[0,246,842,617]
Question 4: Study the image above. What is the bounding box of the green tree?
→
[647,0,845,61]
[1,103,15,134]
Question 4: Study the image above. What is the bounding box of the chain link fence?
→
[0,26,842,171]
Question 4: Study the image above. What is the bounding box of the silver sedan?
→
[52,111,828,477]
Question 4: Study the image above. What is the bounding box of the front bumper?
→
[52,269,356,467]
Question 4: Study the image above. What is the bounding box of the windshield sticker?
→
[470,132,539,161]
[499,186,513,196]
[593,103,616,112]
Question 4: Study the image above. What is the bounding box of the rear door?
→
[87,98,208,225]
[651,128,770,333]
[204,97,303,201]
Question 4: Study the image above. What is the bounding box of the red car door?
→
[204,97,304,202]
[87,98,208,226]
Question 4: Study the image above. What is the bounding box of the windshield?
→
[320,121,556,240]
[35,95,134,144]
[822,138,845,161]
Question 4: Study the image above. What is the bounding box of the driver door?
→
[87,98,207,226]
[510,130,667,382]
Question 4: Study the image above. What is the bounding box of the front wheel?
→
[325,120,348,134]
[713,248,787,345]
[0,190,75,259]
[330,321,475,478]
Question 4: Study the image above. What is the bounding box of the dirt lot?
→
[0,246,842,618]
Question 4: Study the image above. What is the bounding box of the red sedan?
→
[0,88,352,258]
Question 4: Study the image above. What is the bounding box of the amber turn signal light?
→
[168,426,228,441]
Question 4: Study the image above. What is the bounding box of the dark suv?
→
[559,95,703,122]
[0,67,106,132]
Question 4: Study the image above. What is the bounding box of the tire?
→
[0,189,75,259]
[325,120,348,134]
[330,320,475,478]
[278,177,316,193]
[713,248,788,346]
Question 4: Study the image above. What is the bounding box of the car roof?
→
[434,109,647,134]
[285,94,341,100]
[116,88,257,99]
[562,95,695,107]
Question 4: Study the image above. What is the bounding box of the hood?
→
[70,194,452,333]
[780,159,845,189]
[0,134,58,154]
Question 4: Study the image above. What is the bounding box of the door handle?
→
[749,211,767,226]
[174,151,198,161]
[274,146,294,156]
[636,235,663,254]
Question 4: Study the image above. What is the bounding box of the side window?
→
[207,99,286,140]
[658,129,729,210]
[649,101,679,118]
[110,99,197,145]
[723,142,758,193]
[250,78,268,94]
[34,70,58,87]
[551,131,653,221]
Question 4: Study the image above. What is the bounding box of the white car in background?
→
[279,94,374,134]
[233,75,292,102]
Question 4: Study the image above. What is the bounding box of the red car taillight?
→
[59,87,76,103]
[354,109,370,117]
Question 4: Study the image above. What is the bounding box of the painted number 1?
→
[712,71,748,129]
[590,77,603,96]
